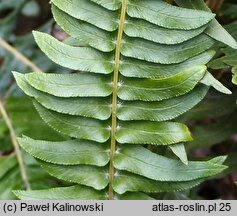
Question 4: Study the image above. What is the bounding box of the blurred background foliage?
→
[0,0,237,199]
[0,0,69,199]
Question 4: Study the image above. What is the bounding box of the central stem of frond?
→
[108,0,128,200]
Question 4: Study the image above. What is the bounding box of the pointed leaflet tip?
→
[174,0,237,49]
[169,143,188,165]
[12,71,24,86]
[205,20,237,50]
[208,155,228,165]
[201,72,232,95]
[12,71,21,78]
[32,30,42,44]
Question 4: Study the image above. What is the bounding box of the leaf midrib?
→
[108,0,128,200]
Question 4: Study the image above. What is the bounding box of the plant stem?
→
[0,37,43,190]
[0,37,43,98]
[0,37,42,72]
[109,0,128,200]
[0,101,31,190]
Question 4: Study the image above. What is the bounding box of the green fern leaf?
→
[113,145,226,181]
[18,136,110,166]
[14,185,107,200]
[174,0,237,49]
[40,162,109,190]
[13,0,235,200]
[0,156,17,179]
[113,172,204,194]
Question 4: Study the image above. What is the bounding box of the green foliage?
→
[0,0,26,38]
[209,22,237,74]
[178,88,237,149]
[13,0,237,200]
[0,0,71,197]
[177,92,237,193]
[221,3,237,19]
[0,97,65,199]
[0,153,59,199]
[174,0,237,49]
[0,20,69,97]
[0,98,64,144]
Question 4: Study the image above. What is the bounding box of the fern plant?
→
[12,0,237,200]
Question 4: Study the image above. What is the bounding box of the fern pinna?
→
[13,0,236,200]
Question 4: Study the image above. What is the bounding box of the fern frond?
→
[13,0,236,200]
